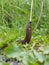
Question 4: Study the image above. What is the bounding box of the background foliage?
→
[0,0,49,65]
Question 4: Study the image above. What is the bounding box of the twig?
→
[30,0,33,22]
[33,0,44,33]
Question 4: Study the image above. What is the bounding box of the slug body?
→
[24,21,32,43]
[19,21,32,44]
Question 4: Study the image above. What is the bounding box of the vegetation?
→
[0,0,49,65]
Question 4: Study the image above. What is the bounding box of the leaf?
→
[44,60,49,65]
[23,52,39,65]
[44,55,49,65]
[33,50,44,63]
[44,46,49,54]
[4,44,25,60]
[0,62,9,65]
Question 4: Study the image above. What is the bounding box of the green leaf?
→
[0,62,9,65]
[23,52,39,65]
[44,55,49,65]
[44,60,49,65]
[33,50,44,63]
[4,44,25,60]
[44,46,49,54]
